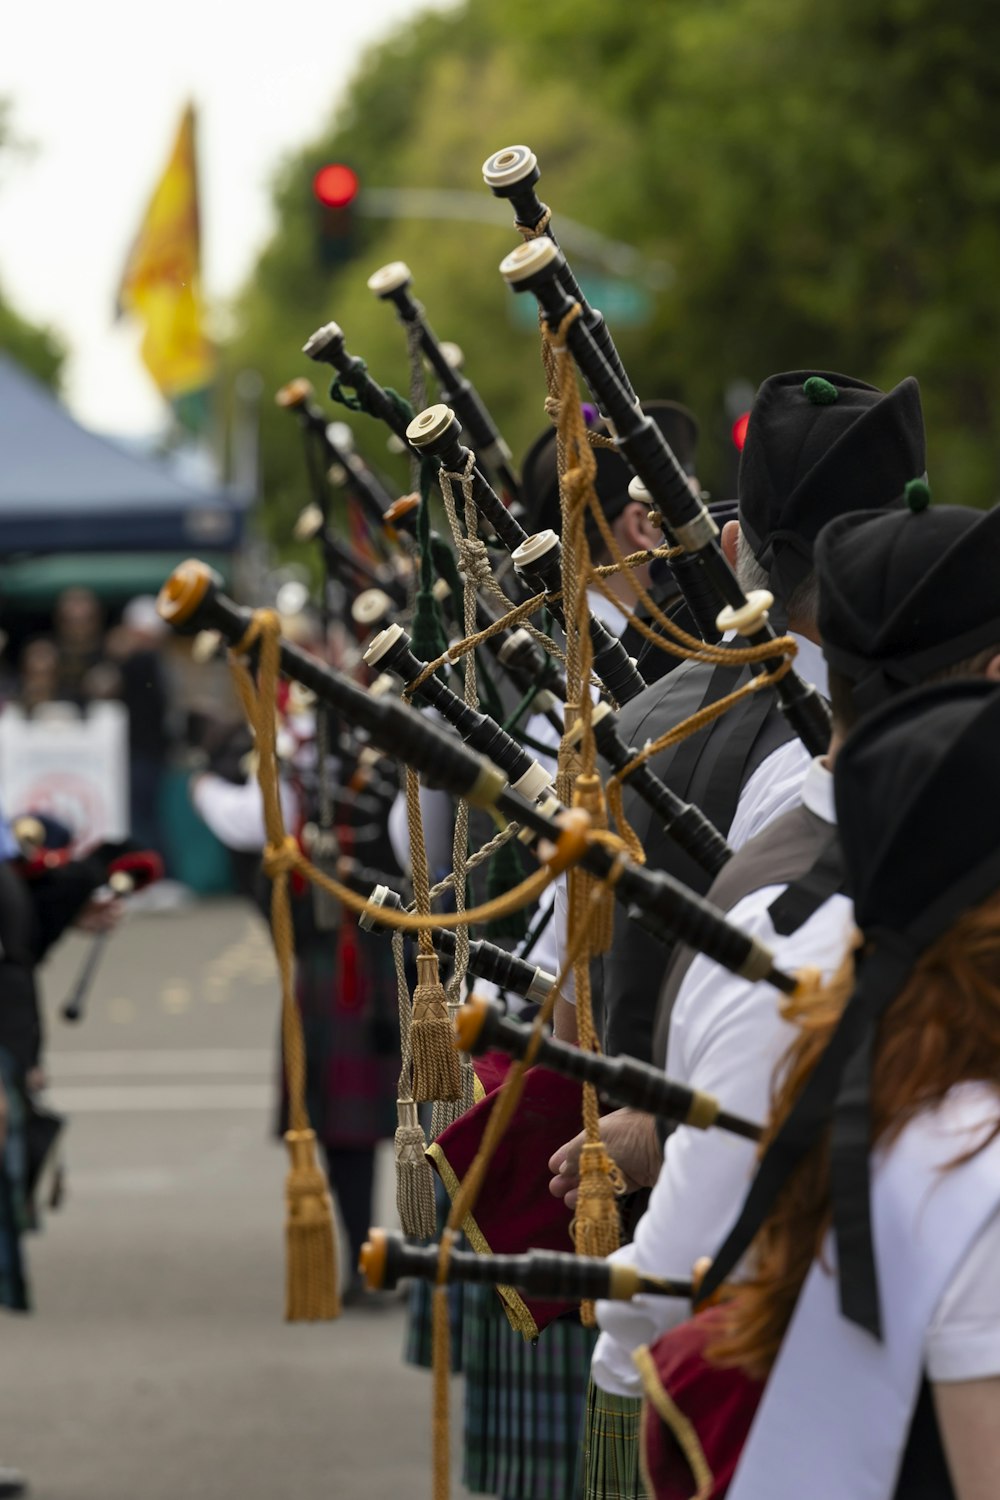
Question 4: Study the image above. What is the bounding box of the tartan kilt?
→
[0,1049,29,1312]
[462,1284,595,1500]
[582,1381,644,1500]
[286,913,400,1148]
[404,1175,466,1372]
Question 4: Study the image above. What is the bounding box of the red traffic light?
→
[731,411,750,451]
[313,163,359,209]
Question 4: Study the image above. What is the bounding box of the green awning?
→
[0,551,233,607]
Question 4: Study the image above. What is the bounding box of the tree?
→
[230,0,1000,538]
[0,101,66,390]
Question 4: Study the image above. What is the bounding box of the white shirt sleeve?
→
[926,1204,1000,1382]
[191,774,299,853]
[728,738,812,850]
[591,888,855,1397]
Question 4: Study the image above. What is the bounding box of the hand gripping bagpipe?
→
[158,561,807,1003]
[158,562,816,1493]
[60,850,164,1022]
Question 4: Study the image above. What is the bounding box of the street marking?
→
[48,1083,273,1112]
[50,1049,273,1077]
[161,980,193,1013]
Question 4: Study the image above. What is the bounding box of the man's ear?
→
[617,500,658,552]
[721,520,740,569]
[982,652,1000,684]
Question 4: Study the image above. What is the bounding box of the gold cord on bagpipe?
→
[159,142,831,1498]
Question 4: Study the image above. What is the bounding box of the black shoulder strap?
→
[767,835,845,936]
[666,661,745,804]
[696,684,782,837]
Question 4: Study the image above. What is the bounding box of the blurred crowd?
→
[0,585,234,871]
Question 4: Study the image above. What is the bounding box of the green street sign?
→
[509,270,654,331]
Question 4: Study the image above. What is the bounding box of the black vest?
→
[602,657,798,1062]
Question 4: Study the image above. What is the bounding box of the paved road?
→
[3,899,470,1500]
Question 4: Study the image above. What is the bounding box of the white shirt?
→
[591,758,854,1396]
[729,1086,1000,1500]
[726,633,829,850]
[553,632,828,1005]
[191,773,299,853]
[521,588,630,996]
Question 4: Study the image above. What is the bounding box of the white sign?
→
[0,702,129,848]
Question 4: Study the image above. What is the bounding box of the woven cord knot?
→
[227,607,339,1323]
[262,835,301,880]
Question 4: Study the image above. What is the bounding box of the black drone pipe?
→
[482,144,639,409]
[405,403,648,707]
[276,377,396,539]
[358,883,557,1006]
[499,239,831,759]
[498,648,731,879]
[362,621,553,805]
[364,620,729,880]
[361,1229,695,1301]
[319,532,407,608]
[157,562,802,998]
[488,147,726,644]
[587,704,732,878]
[367,260,522,505]
[491,626,565,741]
[457,996,761,1141]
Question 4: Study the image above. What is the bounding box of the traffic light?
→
[731,411,750,451]
[312,163,360,267]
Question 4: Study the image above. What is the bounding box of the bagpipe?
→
[60,850,164,1022]
[159,562,805,1002]
[366,260,522,507]
[360,1226,695,1303]
[158,141,838,1498]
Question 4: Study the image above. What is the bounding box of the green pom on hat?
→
[904,477,931,512]
[803,376,839,405]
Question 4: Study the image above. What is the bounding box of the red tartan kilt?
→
[636,1309,763,1500]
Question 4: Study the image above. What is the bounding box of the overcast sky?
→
[0,1,447,436]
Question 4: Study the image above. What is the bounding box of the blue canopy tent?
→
[0,354,248,598]
[0,356,248,889]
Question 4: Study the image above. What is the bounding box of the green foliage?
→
[0,101,66,390]
[231,0,1000,544]
[0,284,65,390]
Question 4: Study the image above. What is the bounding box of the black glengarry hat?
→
[816,489,1000,711]
[738,371,925,599]
[520,400,699,540]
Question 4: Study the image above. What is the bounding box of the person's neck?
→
[601,564,650,611]
[786,615,820,646]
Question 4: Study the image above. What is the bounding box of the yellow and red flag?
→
[117,103,215,425]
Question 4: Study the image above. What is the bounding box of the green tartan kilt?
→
[462,1283,596,1500]
[403,1175,465,1372]
[582,1380,645,1500]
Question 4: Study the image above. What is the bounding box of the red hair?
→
[709,891,1000,1379]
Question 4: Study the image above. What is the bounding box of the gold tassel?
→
[284,1128,340,1322]
[572,1141,624,1326]
[570,773,615,956]
[394,1097,437,1241]
[411,953,462,1103]
[431,1006,477,1135]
